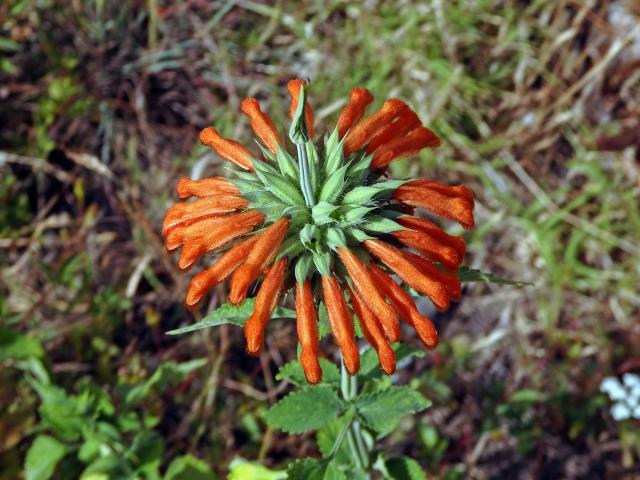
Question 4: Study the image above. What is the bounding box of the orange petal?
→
[337,247,399,342]
[295,281,322,384]
[244,258,287,355]
[228,217,290,305]
[369,264,439,349]
[167,211,265,270]
[287,79,315,139]
[321,275,360,374]
[393,180,475,229]
[185,235,260,307]
[370,127,441,169]
[404,252,461,302]
[176,177,240,199]
[336,87,374,139]
[392,218,465,271]
[347,285,396,375]
[343,99,408,156]
[363,239,450,310]
[240,98,283,154]
[163,195,248,236]
[199,127,254,171]
[366,108,421,154]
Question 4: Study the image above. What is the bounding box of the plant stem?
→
[296,143,314,208]
[340,361,371,472]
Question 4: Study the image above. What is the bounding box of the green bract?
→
[227,86,406,282]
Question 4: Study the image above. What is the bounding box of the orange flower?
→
[163,80,476,380]
[240,98,283,154]
[295,281,322,384]
[347,285,396,374]
[199,127,254,171]
[336,87,374,138]
[343,99,408,155]
[228,217,289,305]
[245,258,287,355]
[287,79,315,138]
[321,275,359,375]
[393,180,475,229]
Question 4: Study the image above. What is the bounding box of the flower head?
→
[163,79,475,384]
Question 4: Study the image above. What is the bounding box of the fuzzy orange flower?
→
[162,80,475,384]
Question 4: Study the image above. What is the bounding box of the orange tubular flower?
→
[245,258,287,355]
[337,247,399,342]
[240,98,283,154]
[176,177,241,198]
[343,99,408,155]
[336,87,374,138]
[295,281,322,384]
[393,180,475,229]
[347,285,396,375]
[321,275,360,375]
[369,264,438,349]
[287,79,314,138]
[228,217,289,305]
[371,127,441,169]
[199,127,254,171]
[163,80,476,380]
[185,235,260,307]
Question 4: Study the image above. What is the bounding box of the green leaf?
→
[346,228,373,243]
[300,223,321,250]
[324,127,345,176]
[289,84,309,145]
[457,267,532,286]
[242,191,290,221]
[264,387,345,434]
[0,327,44,360]
[255,141,277,163]
[253,160,305,207]
[123,359,207,405]
[359,344,424,380]
[313,250,332,276]
[25,435,68,480]
[355,386,431,434]
[312,202,339,226]
[295,254,315,283]
[164,454,216,480]
[228,458,286,480]
[287,458,345,480]
[342,179,407,205]
[325,227,347,249]
[278,236,305,260]
[166,300,295,335]
[319,163,349,203]
[385,457,426,480]
[276,359,341,386]
[306,141,321,196]
[510,389,546,403]
[360,216,404,234]
[344,152,373,187]
[275,144,299,181]
[316,413,355,465]
[228,178,263,194]
[338,205,376,225]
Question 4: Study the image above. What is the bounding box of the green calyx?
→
[228,87,408,283]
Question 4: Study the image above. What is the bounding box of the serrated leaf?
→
[276,359,341,386]
[167,300,294,335]
[325,227,347,249]
[355,386,431,434]
[457,267,532,286]
[276,144,299,181]
[360,216,404,234]
[264,387,345,434]
[324,127,345,176]
[287,458,345,480]
[295,254,314,283]
[319,163,349,203]
[312,202,339,226]
[25,435,68,480]
[385,457,427,480]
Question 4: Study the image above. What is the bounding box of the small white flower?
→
[600,374,640,421]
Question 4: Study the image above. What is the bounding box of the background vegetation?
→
[1,0,639,478]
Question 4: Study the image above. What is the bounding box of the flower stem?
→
[340,361,371,472]
[296,143,314,208]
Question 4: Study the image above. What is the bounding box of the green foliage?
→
[384,457,427,480]
[355,386,431,434]
[276,358,341,387]
[264,387,345,434]
[228,458,285,480]
[25,436,68,480]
